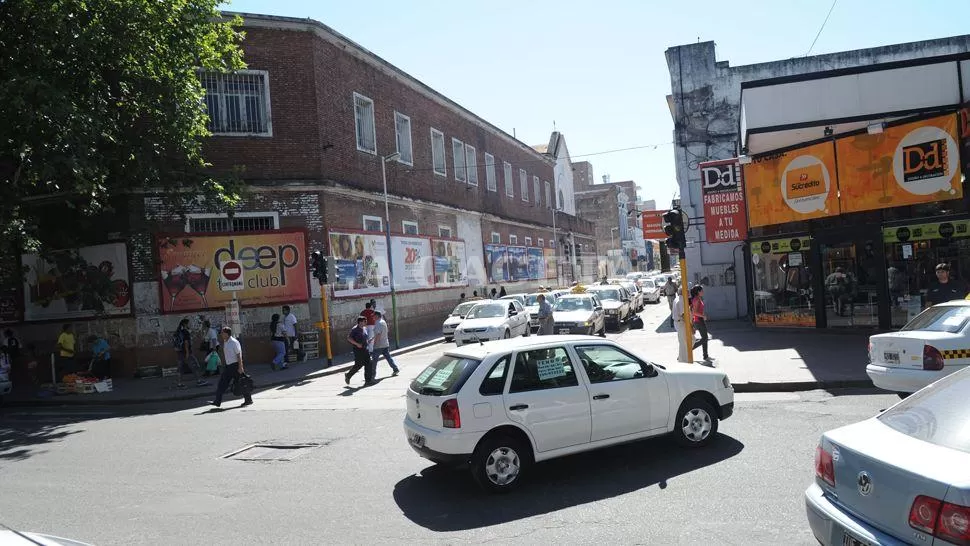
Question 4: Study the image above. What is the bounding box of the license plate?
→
[842,532,868,546]
[409,433,425,448]
[559,328,571,334]
[883,351,900,364]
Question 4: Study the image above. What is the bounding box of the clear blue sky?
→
[224,0,970,208]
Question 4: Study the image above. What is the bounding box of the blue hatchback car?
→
[805,366,970,545]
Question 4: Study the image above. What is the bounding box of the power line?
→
[805,0,838,56]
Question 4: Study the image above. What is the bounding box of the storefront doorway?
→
[816,229,887,329]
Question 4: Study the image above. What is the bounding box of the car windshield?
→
[466,304,506,319]
[451,301,479,316]
[642,280,655,289]
[902,305,970,334]
[591,288,621,301]
[410,355,481,396]
[878,368,970,454]
[556,298,592,311]
[523,294,554,306]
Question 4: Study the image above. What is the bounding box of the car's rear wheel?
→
[444,336,453,342]
[471,435,528,493]
[674,396,718,448]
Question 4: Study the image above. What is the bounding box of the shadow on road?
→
[392,434,744,531]
[0,424,83,462]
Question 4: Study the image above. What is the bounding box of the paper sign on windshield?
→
[537,357,567,381]
[415,368,435,384]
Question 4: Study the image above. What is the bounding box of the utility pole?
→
[663,209,693,363]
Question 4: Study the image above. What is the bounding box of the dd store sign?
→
[699,158,748,243]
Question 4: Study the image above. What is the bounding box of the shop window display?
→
[752,237,815,327]
[820,240,880,328]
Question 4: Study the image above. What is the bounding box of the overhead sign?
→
[743,141,839,228]
[837,114,962,214]
[883,220,970,243]
[751,237,812,255]
[699,158,747,243]
[219,260,244,291]
[641,210,667,239]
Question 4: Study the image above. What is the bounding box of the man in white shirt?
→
[369,311,399,377]
[672,293,689,363]
[282,305,298,359]
[212,327,252,407]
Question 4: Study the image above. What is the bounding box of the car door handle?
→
[593,394,610,400]
[509,404,529,411]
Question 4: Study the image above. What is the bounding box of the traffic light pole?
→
[320,284,333,366]
[678,249,694,363]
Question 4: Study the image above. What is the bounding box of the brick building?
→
[576,179,642,277]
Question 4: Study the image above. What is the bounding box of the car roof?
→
[443,335,611,359]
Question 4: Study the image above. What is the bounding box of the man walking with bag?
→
[212,326,252,407]
[369,311,399,377]
[345,317,375,386]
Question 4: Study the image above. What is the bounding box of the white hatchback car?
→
[403,336,735,492]
[453,300,530,346]
[868,301,970,395]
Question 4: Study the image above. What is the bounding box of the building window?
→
[520,169,528,201]
[544,181,552,209]
[465,145,478,186]
[438,226,453,238]
[200,70,272,135]
[363,215,383,232]
[504,161,514,198]
[538,238,544,248]
[485,153,497,192]
[549,239,555,248]
[509,235,518,246]
[353,92,377,154]
[402,221,419,235]
[452,138,466,182]
[431,128,446,176]
[394,112,413,165]
[525,237,533,246]
[491,232,501,244]
[186,213,279,233]
[533,176,541,206]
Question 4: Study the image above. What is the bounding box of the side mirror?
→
[623,298,631,303]
[509,310,517,317]
[644,363,658,377]
[595,306,603,311]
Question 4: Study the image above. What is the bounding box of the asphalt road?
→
[0,330,898,546]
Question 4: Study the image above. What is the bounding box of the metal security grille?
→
[189,216,275,233]
[200,71,270,134]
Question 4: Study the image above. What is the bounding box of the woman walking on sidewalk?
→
[270,313,288,370]
[690,286,711,362]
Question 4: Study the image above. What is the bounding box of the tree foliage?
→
[0,0,246,252]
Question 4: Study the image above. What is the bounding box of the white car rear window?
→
[902,306,970,333]
[410,355,481,396]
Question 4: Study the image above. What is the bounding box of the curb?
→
[2,338,444,408]
[733,379,874,393]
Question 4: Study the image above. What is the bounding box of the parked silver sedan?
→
[805,366,970,545]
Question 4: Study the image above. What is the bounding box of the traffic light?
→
[310,250,326,285]
[663,209,687,250]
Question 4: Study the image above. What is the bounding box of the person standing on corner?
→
[174,318,209,389]
[536,294,554,335]
[212,326,252,407]
[926,263,967,308]
[691,286,711,362]
[490,287,498,299]
[369,311,399,377]
[498,286,507,298]
[672,293,688,363]
[270,313,288,371]
[345,317,375,386]
[282,305,298,361]
[663,278,678,327]
[56,323,76,380]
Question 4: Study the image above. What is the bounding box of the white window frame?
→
[200,69,273,137]
[465,145,478,186]
[394,111,413,165]
[503,161,514,198]
[363,215,383,232]
[533,175,541,206]
[525,237,533,246]
[402,220,419,235]
[538,238,544,248]
[544,181,552,209]
[549,239,556,248]
[452,138,466,182]
[491,232,501,244]
[484,153,497,192]
[438,225,453,238]
[184,212,280,233]
[431,128,446,177]
[353,92,377,155]
[509,235,518,246]
[520,169,529,202]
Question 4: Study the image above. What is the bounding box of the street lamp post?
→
[381,151,401,349]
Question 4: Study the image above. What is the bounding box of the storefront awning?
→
[741,56,970,155]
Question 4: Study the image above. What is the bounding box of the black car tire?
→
[674,396,719,448]
[471,435,529,493]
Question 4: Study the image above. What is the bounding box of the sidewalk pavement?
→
[616,305,873,393]
[3,331,445,407]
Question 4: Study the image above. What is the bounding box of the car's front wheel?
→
[471,435,529,493]
[674,396,718,448]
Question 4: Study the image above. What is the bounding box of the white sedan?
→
[867,300,970,395]
[403,336,734,492]
[441,299,484,342]
[640,279,662,304]
[453,300,530,346]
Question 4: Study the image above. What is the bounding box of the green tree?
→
[0,0,246,253]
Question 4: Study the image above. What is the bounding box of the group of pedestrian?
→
[51,324,113,381]
[344,299,398,387]
[670,282,712,363]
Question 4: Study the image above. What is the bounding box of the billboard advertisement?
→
[391,236,434,292]
[23,243,132,321]
[527,248,543,280]
[432,238,468,287]
[543,248,556,280]
[743,141,839,228]
[837,114,962,214]
[699,158,747,243]
[484,244,508,283]
[507,246,529,281]
[157,232,308,313]
[328,230,390,298]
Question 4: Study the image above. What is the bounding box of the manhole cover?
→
[223,443,322,461]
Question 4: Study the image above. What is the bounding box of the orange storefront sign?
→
[837,114,962,214]
[742,140,839,228]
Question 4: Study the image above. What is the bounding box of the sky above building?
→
[223,0,970,209]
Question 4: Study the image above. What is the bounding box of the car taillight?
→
[441,399,461,429]
[923,345,945,371]
[814,444,835,486]
[910,495,970,544]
